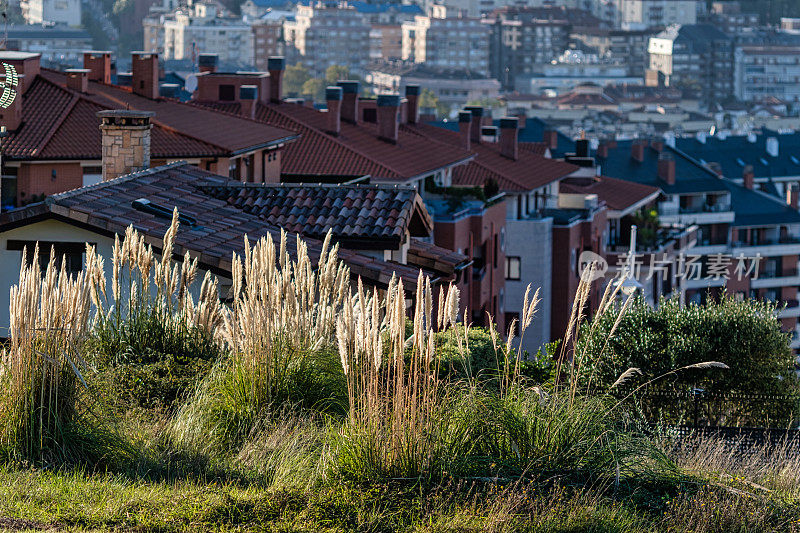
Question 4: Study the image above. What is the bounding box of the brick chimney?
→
[325,86,342,136]
[0,69,22,131]
[631,141,645,162]
[377,94,400,144]
[657,152,675,185]
[198,53,218,73]
[0,51,40,95]
[499,117,518,160]
[743,165,754,189]
[337,80,359,123]
[788,183,799,210]
[267,56,285,103]
[240,85,258,120]
[83,51,112,84]
[405,84,420,124]
[131,52,159,99]
[66,68,89,93]
[458,110,471,151]
[596,142,609,158]
[464,105,483,144]
[651,139,664,153]
[97,110,154,181]
[543,129,558,150]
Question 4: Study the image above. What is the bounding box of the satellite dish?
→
[185,73,198,93]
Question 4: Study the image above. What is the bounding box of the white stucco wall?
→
[504,217,553,358]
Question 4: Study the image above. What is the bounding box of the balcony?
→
[751,270,800,289]
[658,203,735,225]
[732,236,800,256]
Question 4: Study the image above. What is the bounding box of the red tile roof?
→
[559,175,660,213]
[413,123,578,192]
[0,162,457,289]
[4,71,298,161]
[193,100,475,182]
[519,142,548,155]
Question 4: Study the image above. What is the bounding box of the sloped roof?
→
[6,69,298,161]
[199,181,433,246]
[193,99,474,182]
[414,122,577,192]
[559,175,660,215]
[0,162,456,289]
[5,75,227,160]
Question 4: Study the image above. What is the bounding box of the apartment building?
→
[283,3,371,77]
[648,24,733,105]
[571,27,651,77]
[595,136,800,351]
[366,61,500,114]
[706,1,759,35]
[734,45,800,103]
[3,25,92,68]
[483,6,602,91]
[252,15,287,72]
[617,0,698,30]
[401,5,491,76]
[143,1,254,65]
[21,0,80,25]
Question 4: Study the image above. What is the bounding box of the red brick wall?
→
[17,163,83,204]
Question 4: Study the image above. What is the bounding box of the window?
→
[505,256,520,280]
[218,84,236,101]
[8,240,91,277]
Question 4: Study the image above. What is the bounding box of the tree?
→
[576,296,800,426]
[418,88,449,119]
[301,78,325,103]
[284,63,311,97]
[325,65,351,85]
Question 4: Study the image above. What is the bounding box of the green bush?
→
[577,296,800,426]
[88,308,222,411]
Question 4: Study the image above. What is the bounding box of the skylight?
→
[736,158,746,166]
[792,156,800,165]
[132,198,199,228]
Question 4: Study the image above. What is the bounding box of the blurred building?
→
[3,24,91,68]
[401,5,490,76]
[21,0,80,25]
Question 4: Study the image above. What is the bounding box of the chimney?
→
[83,50,112,84]
[788,183,799,210]
[458,110,471,151]
[198,53,218,73]
[464,105,483,144]
[159,83,180,98]
[325,86,342,136]
[596,142,609,158]
[657,152,675,185]
[240,85,258,120]
[65,68,89,93]
[131,51,159,99]
[543,129,558,150]
[267,56,285,103]
[631,141,645,162]
[97,110,154,181]
[337,80,360,123]
[377,94,400,144]
[651,139,664,153]
[405,84,420,124]
[0,70,22,131]
[743,165,754,189]
[575,138,589,158]
[499,117,519,160]
[515,113,526,129]
[0,52,40,95]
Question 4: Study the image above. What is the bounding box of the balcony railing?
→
[733,236,800,247]
[759,270,798,280]
[659,203,732,216]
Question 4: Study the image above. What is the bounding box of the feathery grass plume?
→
[610,367,642,390]
[2,243,96,461]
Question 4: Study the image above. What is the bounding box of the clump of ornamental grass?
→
[0,245,105,462]
[332,273,478,482]
[170,230,350,453]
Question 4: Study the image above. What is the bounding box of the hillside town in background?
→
[3,0,800,362]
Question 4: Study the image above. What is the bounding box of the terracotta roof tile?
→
[559,175,660,213]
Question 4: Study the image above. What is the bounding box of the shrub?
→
[576,296,800,426]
